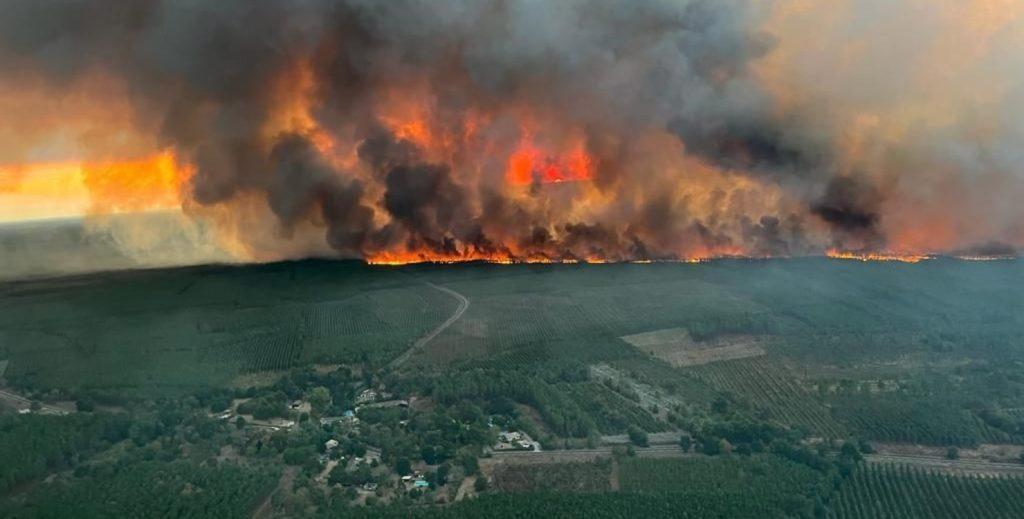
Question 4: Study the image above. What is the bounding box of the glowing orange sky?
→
[0,153,187,223]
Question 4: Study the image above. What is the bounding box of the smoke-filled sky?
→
[1,0,1022,265]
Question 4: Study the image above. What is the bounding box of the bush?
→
[474,476,489,492]
[628,426,649,447]
[396,457,412,476]
[208,396,231,413]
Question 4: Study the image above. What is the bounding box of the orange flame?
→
[505,133,594,185]
[826,249,932,263]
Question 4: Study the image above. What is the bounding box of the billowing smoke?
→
[1,0,1022,263]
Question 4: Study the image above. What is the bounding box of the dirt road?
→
[865,453,1024,476]
[390,283,469,369]
[454,475,477,502]
[252,467,296,519]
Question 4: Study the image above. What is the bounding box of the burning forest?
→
[1,0,1023,265]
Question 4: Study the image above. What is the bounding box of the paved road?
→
[0,388,69,415]
[390,283,469,369]
[487,444,688,462]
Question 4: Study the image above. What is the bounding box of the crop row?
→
[689,358,846,437]
[831,463,1024,519]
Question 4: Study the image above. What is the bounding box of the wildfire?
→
[826,249,932,263]
[0,151,189,221]
[953,255,1017,261]
[505,141,594,185]
[367,251,737,266]
[80,151,190,214]
[366,250,553,266]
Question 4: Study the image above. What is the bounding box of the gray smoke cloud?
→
[2,0,1022,262]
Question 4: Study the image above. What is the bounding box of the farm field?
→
[618,455,830,516]
[831,464,1024,519]
[491,459,612,493]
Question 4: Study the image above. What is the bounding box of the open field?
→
[621,328,765,367]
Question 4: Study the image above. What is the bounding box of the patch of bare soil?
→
[454,476,477,502]
[231,370,287,389]
[620,328,765,367]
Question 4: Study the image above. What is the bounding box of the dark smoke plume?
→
[2,0,1023,262]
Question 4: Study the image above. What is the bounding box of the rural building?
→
[355,389,378,405]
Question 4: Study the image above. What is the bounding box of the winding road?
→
[389,283,469,369]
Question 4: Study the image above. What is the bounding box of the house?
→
[498,431,523,443]
[325,439,339,451]
[364,447,382,464]
[355,389,378,405]
[320,416,345,426]
[267,418,296,430]
[320,411,359,428]
[363,482,378,491]
[494,430,540,451]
